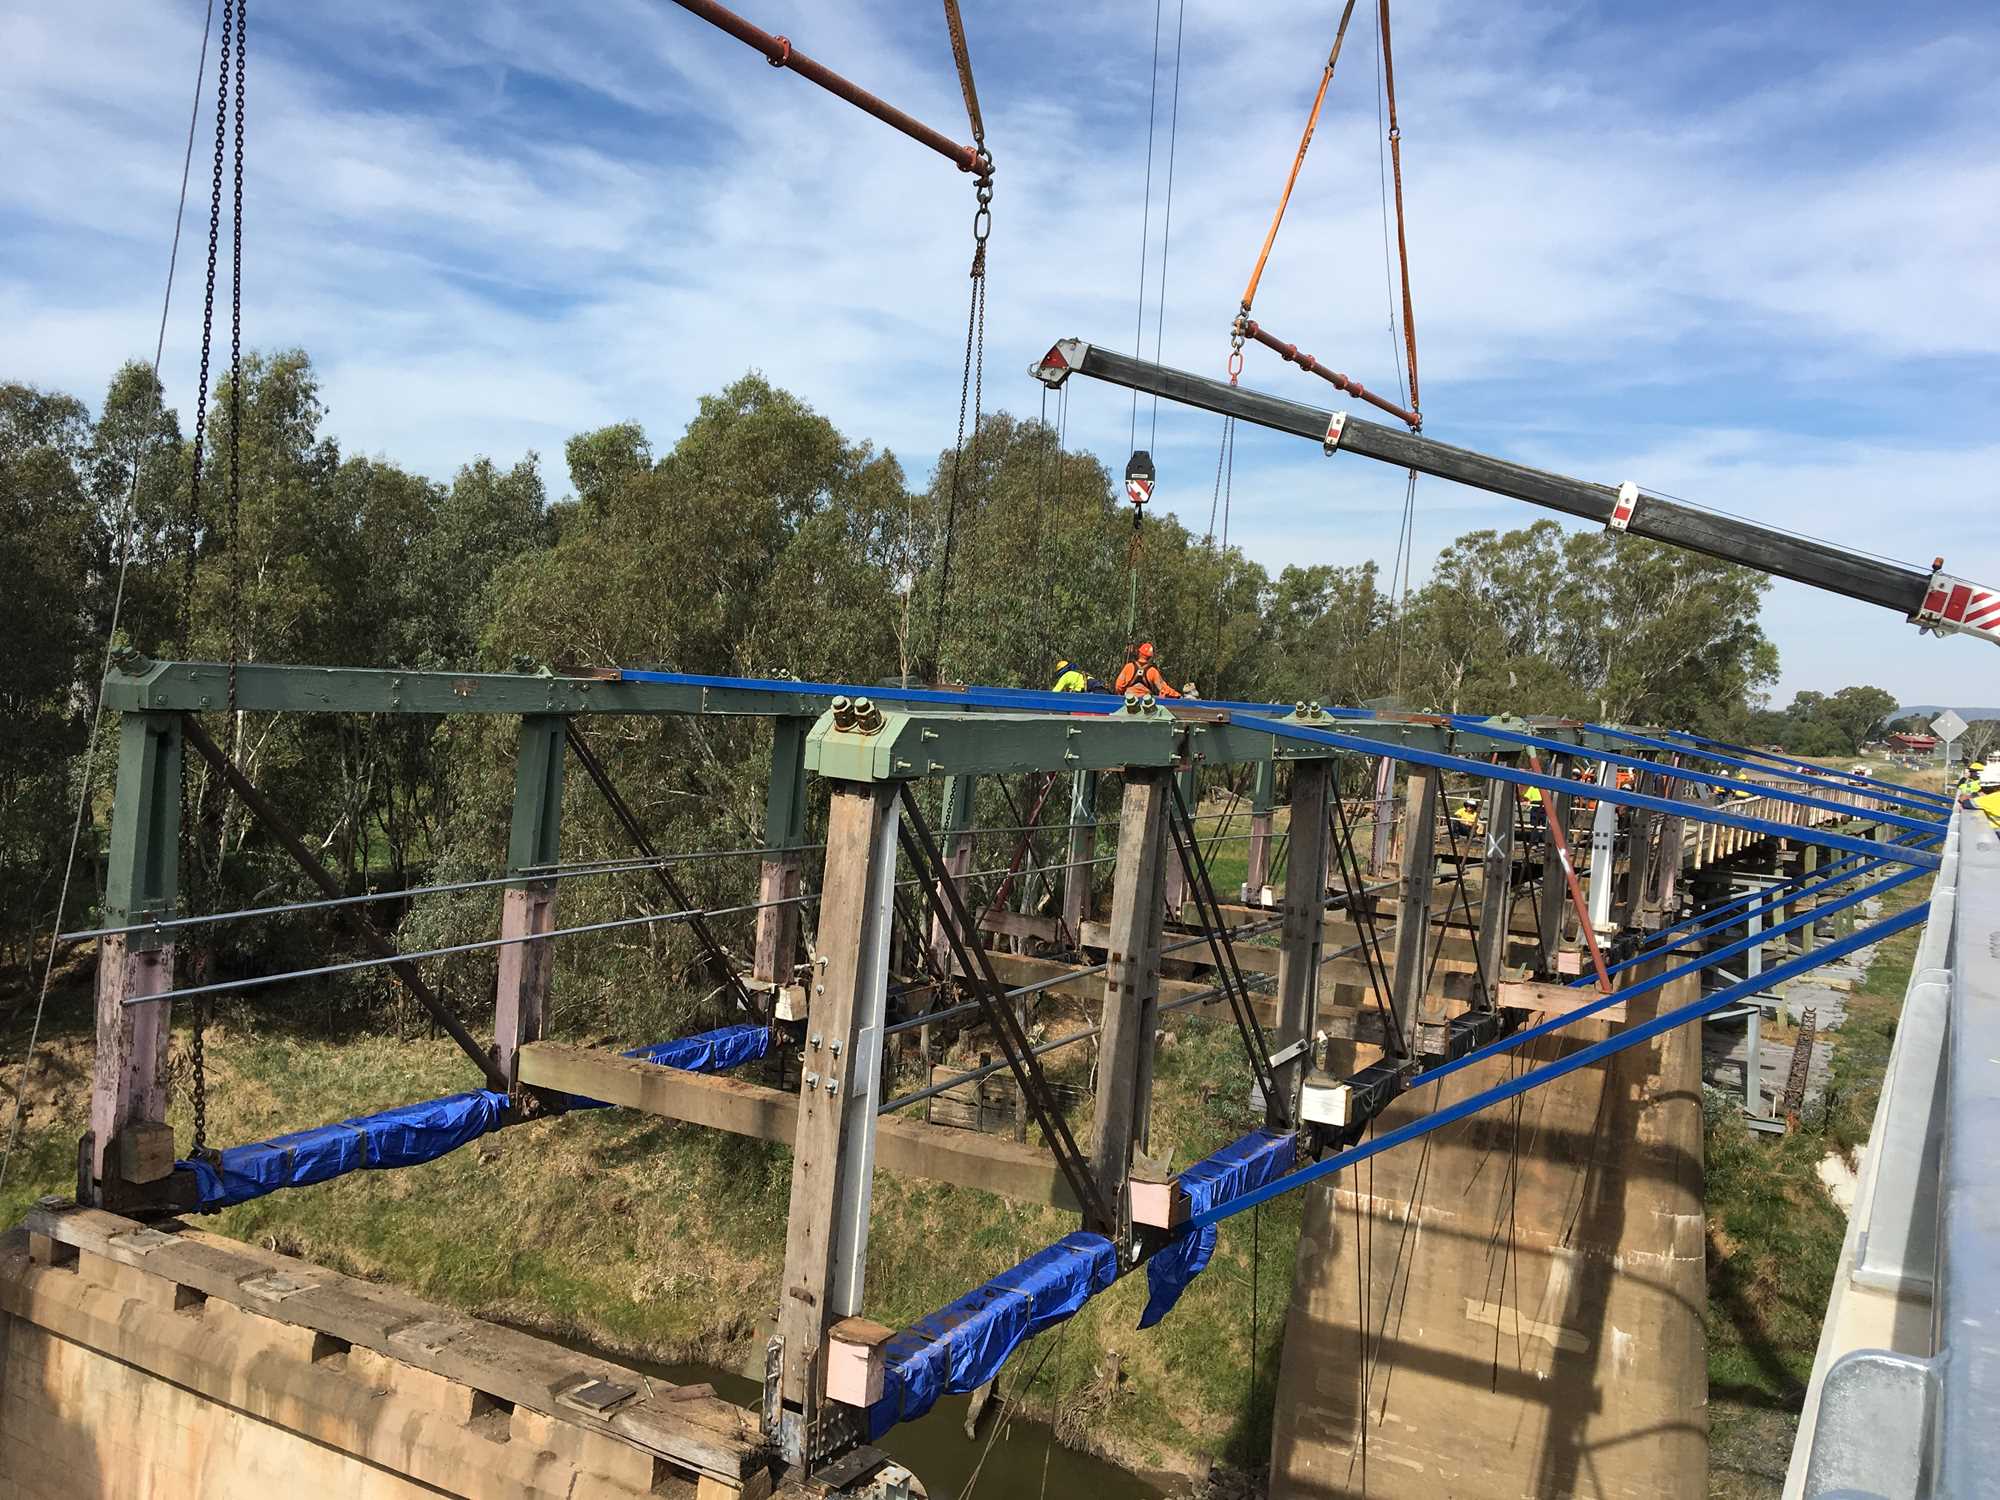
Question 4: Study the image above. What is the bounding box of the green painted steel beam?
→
[507,716,567,877]
[806,705,1182,781]
[102,712,182,943]
[763,717,813,850]
[101,658,836,719]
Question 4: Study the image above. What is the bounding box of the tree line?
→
[0,350,1899,1015]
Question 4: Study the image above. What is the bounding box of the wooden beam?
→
[752,717,811,985]
[1093,769,1170,1230]
[89,713,182,1194]
[496,715,565,1087]
[1495,979,1626,1022]
[515,1043,1078,1210]
[1062,770,1097,935]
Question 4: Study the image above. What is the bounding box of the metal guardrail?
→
[1788,809,1998,1498]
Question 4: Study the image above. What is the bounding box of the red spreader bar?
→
[670,0,991,181]
[1237,318,1420,429]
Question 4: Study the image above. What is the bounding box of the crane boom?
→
[1029,339,2000,646]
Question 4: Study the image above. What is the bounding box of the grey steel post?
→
[1274,760,1332,1103]
[1389,767,1440,1054]
[1474,771,1519,1005]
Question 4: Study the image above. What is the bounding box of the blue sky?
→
[5,0,1997,707]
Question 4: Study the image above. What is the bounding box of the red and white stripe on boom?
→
[1607,480,1639,533]
[1915,563,2000,646]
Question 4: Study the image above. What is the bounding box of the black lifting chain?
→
[183,0,246,1162]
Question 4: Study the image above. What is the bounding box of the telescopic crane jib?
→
[1029,339,2000,649]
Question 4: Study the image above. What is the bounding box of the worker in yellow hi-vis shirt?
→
[1973,763,2000,831]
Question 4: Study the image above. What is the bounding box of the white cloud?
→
[3,0,1996,705]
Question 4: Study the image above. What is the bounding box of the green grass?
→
[1702,871,1933,1496]
[0,957,1296,1481]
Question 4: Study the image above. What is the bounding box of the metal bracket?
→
[1913,564,2000,644]
[1322,410,1349,455]
[761,1336,784,1441]
[1607,480,1639,533]
[1029,339,1087,388]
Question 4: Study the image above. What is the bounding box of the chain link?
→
[226,0,245,725]
[182,0,239,1164]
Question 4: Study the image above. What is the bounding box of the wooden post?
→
[1244,755,1277,900]
[778,782,899,1419]
[1273,760,1331,1108]
[1799,843,1820,952]
[493,715,565,1088]
[1388,768,1439,1055]
[1473,770,1518,1006]
[1061,770,1097,936]
[1654,771,1686,920]
[753,717,811,987]
[1092,769,1171,1231]
[88,712,181,1197]
[1368,756,1395,875]
[928,775,975,974]
[1623,777,1657,931]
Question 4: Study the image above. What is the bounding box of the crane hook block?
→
[1607,481,1639,533]
[1124,450,1156,508]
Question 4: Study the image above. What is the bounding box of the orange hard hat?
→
[1137,642,1156,660]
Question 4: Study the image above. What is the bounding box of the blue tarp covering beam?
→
[1140,1128,1296,1328]
[865,1231,1117,1439]
[181,1023,770,1212]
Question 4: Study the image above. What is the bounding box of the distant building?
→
[1887,731,1939,752]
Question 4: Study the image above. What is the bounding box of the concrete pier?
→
[1270,969,1708,1499]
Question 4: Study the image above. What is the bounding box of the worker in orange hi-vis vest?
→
[1111,642,1181,699]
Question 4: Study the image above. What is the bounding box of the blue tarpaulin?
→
[565,1023,772,1111]
[182,1023,772,1212]
[182,1088,510,1211]
[866,1231,1116,1439]
[1139,1129,1296,1328]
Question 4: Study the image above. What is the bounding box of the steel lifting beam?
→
[1030,340,2000,640]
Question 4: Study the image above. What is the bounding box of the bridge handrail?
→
[1789,808,1999,1498]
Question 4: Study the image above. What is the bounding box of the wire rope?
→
[1,1,218,1191]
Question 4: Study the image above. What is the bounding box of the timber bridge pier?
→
[3,651,1990,1498]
